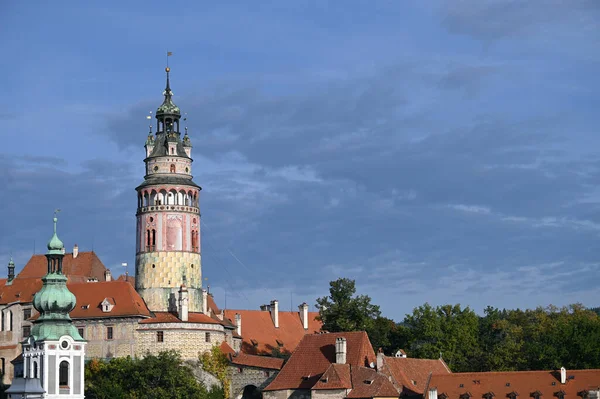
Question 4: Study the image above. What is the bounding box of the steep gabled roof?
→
[230,352,285,370]
[264,331,376,391]
[383,356,450,395]
[17,251,107,281]
[69,281,151,318]
[347,366,399,398]
[426,370,600,399]
[312,364,352,390]
[0,278,43,305]
[223,309,322,355]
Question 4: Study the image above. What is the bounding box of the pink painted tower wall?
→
[134,68,203,313]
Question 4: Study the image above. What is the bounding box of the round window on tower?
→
[152,264,156,268]
[185,167,189,173]
[60,340,69,350]
[153,165,159,172]
[149,217,154,223]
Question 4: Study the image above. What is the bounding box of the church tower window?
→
[59,361,69,387]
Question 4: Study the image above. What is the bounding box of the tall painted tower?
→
[135,67,203,313]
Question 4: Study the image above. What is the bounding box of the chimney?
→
[73,244,79,258]
[260,304,269,311]
[104,269,112,282]
[335,337,347,364]
[270,299,279,328]
[429,388,438,399]
[61,247,66,254]
[235,313,242,336]
[377,348,385,370]
[178,284,189,322]
[7,258,15,282]
[299,302,309,330]
[560,367,566,384]
[202,289,208,315]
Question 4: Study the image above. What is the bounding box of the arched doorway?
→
[242,385,262,399]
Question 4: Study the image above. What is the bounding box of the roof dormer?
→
[101,297,115,313]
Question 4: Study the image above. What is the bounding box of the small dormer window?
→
[555,391,565,399]
[101,298,115,313]
[484,392,495,399]
[81,305,90,310]
[461,393,472,399]
[276,339,284,347]
[531,391,543,399]
[364,380,374,385]
[440,394,448,399]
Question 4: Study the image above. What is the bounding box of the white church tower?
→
[7,215,86,398]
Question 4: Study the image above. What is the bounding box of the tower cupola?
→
[31,214,83,342]
[7,257,15,282]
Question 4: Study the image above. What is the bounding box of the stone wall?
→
[263,390,291,399]
[0,302,33,384]
[74,317,138,359]
[229,365,279,398]
[136,322,227,360]
[312,389,348,399]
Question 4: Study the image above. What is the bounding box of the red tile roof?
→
[223,309,322,355]
[139,311,223,325]
[382,356,450,395]
[313,364,352,390]
[347,366,399,398]
[264,331,376,391]
[207,294,220,316]
[116,274,135,286]
[229,352,285,370]
[0,278,43,305]
[69,281,151,318]
[17,252,107,281]
[427,369,600,399]
[220,341,236,355]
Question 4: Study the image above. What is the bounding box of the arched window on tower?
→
[33,361,38,379]
[59,361,69,387]
[152,229,156,247]
[170,164,176,173]
[146,230,151,247]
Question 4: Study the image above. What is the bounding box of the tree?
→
[199,345,231,398]
[316,278,381,333]
[403,303,480,372]
[85,351,216,399]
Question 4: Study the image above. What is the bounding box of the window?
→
[23,308,31,320]
[205,332,211,343]
[484,393,495,399]
[531,392,543,399]
[8,311,12,331]
[59,361,69,387]
[157,331,164,342]
[508,392,519,399]
[170,164,176,173]
[107,326,114,340]
[264,370,270,377]
[1,358,4,376]
[1,312,3,331]
[78,327,85,338]
[578,392,589,399]
[33,361,38,379]
[555,392,566,399]
[22,325,31,338]
[461,394,472,399]
[440,394,448,399]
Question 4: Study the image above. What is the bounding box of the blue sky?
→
[1,1,599,320]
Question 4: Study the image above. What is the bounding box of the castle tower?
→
[135,66,203,313]
[9,215,86,398]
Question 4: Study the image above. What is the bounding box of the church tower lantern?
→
[135,66,203,313]
[10,214,87,398]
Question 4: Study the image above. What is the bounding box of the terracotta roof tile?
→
[427,370,600,399]
[207,294,220,316]
[17,252,107,281]
[69,281,151,318]
[0,278,43,305]
[313,364,352,390]
[116,274,135,286]
[220,341,236,355]
[347,366,399,398]
[0,345,18,350]
[223,309,322,355]
[139,311,223,325]
[383,356,450,395]
[230,352,285,370]
[264,331,376,391]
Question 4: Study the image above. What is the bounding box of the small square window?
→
[157,331,164,342]
[205,332,211,343]
[23,308,31,320]
[22,325,31,338]
[107,326,114,340]
[78,327,85,338]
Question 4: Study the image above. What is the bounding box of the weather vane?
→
[54,209,61,218]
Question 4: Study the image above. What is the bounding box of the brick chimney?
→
[235,313,242,336]
[178,284,189,322]
[202,289,208,315]
[270,300,279,328]
[335,337,347,364]
[73,244,79,258]
[104,269,112,282]
[298,302,309,330]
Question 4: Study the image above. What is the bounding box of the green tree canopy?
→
[316,278,381,333]
[85,350,221,399]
